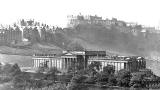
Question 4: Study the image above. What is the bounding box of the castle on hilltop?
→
[67,14,160,34]
[67,14,142,28]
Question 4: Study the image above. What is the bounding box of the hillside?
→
[1,20,160,58]
[64,24,160,58]
[1,21,160,76]
[0,43,62,56]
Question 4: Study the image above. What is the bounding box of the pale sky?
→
[0,0,160,27]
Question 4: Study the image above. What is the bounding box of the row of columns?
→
[127,59,146,72]
[33,57,78,71]
[62,58,77,71]
[34,58,62,69]
[137,59,146,69]
[88,60,127,72]
[102,61,126,71]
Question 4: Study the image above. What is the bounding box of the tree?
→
[116,69,131,87]
[88,61,101,77]
[102,64,115,75]
[84,76,97,84]
[10,63,21,77]
[1,63,13,75]
[88,61,101,71]
[96,65,116,84]
[129,72,147,88]
[1,63,21,77]
[12,72,31,89]
[108,75,117,86]
[69,75,87,90]
[36,66,46,73]
[44,67,61,81]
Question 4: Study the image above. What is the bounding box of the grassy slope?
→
[0,53,32,67]
[0,43,63,67]
[66,24,160,58]
[0,43,62,56]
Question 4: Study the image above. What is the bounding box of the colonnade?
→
[137,59,146,69]
[33,58,62,69]
[88,60,128,72]
[33,57,78,71]
[62,57,77,70]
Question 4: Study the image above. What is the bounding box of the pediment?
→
[64,53,74,56]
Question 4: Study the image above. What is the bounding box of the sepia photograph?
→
[0,0,160,90]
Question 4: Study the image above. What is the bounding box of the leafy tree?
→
[36,65,48,73]
[88,61,101,77]
[44,67,61,81]
[1,63,12,75]
[69,75,87,90]
[1,63,21,77]
[116,69,131,87]
[71,75,87,84]
[76,69,88,76]
[102,64,115,75]
[89,61,101,71]
[108,75,117,86]
[58,74,73,83]
[130,72,146,88]
[84,76,96,84]
[12,72,31,89]
[10,63,21,77]
[96,72,108,83]
[95,65,115,84]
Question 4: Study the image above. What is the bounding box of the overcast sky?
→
[0,0,160,27]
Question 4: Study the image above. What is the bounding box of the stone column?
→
[35,59,37,67]
[33,59,35,67]
[55,59,57,68]
[43,59,44,67]
[69,58,71,68]
[68,58,70,69]
[120,62,121,70]
[113,62,115,69]
[116,62,118,72]
[61,58,63,70]
[140,60,142,69]
[74,58,76,70]
[34,59,36,67]
[37,59,39,67]
[63,58,65,70]
[50,59,52,68]
[59,59,61,69]
[36,59,38,67]
[66,58,68,70]
[64,58,66,69]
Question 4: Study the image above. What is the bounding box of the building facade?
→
[67,14,127,28]
[33,51,85,72]
[32,51,146,73]
[88,55,146,72]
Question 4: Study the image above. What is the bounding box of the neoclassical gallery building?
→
[32,51,146,73]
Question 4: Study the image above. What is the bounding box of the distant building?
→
[33,54,62,69]
[67,14,128,28]
[88,55,146,73]
[32,51,146,73]
[32,51,86,72]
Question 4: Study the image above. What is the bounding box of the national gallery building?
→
[32,51,146,73]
